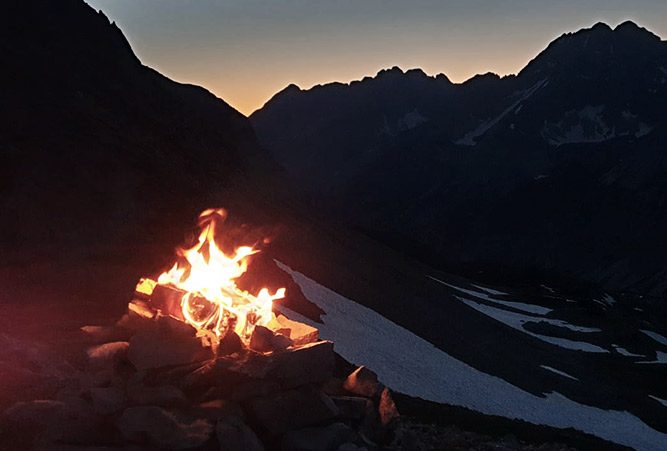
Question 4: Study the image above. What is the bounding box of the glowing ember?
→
[157,208,285,342]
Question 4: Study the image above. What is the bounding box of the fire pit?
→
[1,209,398,450]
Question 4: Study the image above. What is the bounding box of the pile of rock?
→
[1,296,399,450]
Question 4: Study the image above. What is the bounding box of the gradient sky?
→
[86,0,666,116]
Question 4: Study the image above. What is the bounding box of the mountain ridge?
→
[251,20,667,303]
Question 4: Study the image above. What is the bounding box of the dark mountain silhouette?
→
[0,0,275,260]
[251,22,667,303]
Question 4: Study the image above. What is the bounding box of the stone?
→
[249,326,292,353]
[378,388,399,426]
[263,341,334,388]
[217,417,265,451]
[196,399,244,421]
[81,325,132,343]
[281,422,354,451]
[157,313,198,338]
[127,382,187,407]
[218,331,243,356]
[248,387,339,435]
[89,386,125,415]
[249,326,275,353]
[127,330,212,371]
[273,315,319,345]
[331,396,370,421]
[117,406,213,449]
[2,399,106,445]
[343,367,381,398]
[86,341,129,369]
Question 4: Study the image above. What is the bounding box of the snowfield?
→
[276,261,667,451]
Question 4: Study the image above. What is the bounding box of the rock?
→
[86,342,129,369]
[378,388,399,426]
[217,417,264,451]
[81,325,132,343]
[89,386,125,415]
[343,367,381,398]
[281,422,354,451]
[117,406,213,449]
[249,326,292,353]
[127,382,187,407]
[197,399,244,421]
[331,396,370,421]
[248,387,339,435]
[218,331,243,356]
[157,313,198,338]
[2,399,106,445]
[249,326,275,353]
[263,340,334,388]
[272,315,319,345]
[127,330,212,371]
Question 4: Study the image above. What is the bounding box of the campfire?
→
[2,208,399,450]
[138,208,286,345]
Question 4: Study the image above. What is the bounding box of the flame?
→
[157,208,285,342]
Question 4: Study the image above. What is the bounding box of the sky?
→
[86,0,667,116]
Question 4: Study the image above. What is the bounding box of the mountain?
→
[251,22,667,304]
[0,0,275,261]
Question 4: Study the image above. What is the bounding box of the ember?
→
[149,208,285,343]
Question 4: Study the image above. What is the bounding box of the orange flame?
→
[157,208,285,342]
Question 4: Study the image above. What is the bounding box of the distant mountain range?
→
[251,21,667,303]
[0,0,275,259]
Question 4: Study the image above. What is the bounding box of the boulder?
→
[272,315,319,345]
[89,386,125,415]
[281,422,354,451]
[127,382,187,407]
[378,388,399,426]
[331,396,370,421]
[343,367,381,398]
[117,406,213,449]
[127,330,212,371]
[217,417,265,451]
[81,325,132,343]
[86,342,129,369]
[249,326,292,353]
[2,399,106,446]
[248,387,339,435]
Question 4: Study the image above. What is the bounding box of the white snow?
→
[542,105,616,146]
[534,174,549,180]
[649,396,667,408]
[276,261,667,451]
[637,351,667,365]
[660,67,667,76]
[612,344,645,358]
[636,123,653,137]
[540,365,579,381]
[428,276,553,315]
[640,330,667,347]
[456,79,547,146]
[471,284,507,296]
[454,296,608,353]
[398,109,428,131]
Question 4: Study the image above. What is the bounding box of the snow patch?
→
[640,330,667,347]
[540,365,579,381]
[428,277,553,315]
[649,396,667,408]
[276,261,667,451]
[456,79,547,146]
[636,351,667,365]
[454,296,607,352]
[612,344,645,358]
[542,105,616,146]
[471,284,507,296]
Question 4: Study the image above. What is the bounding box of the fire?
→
[157,208,285,342]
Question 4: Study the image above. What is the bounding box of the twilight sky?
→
[86,0,666,116]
